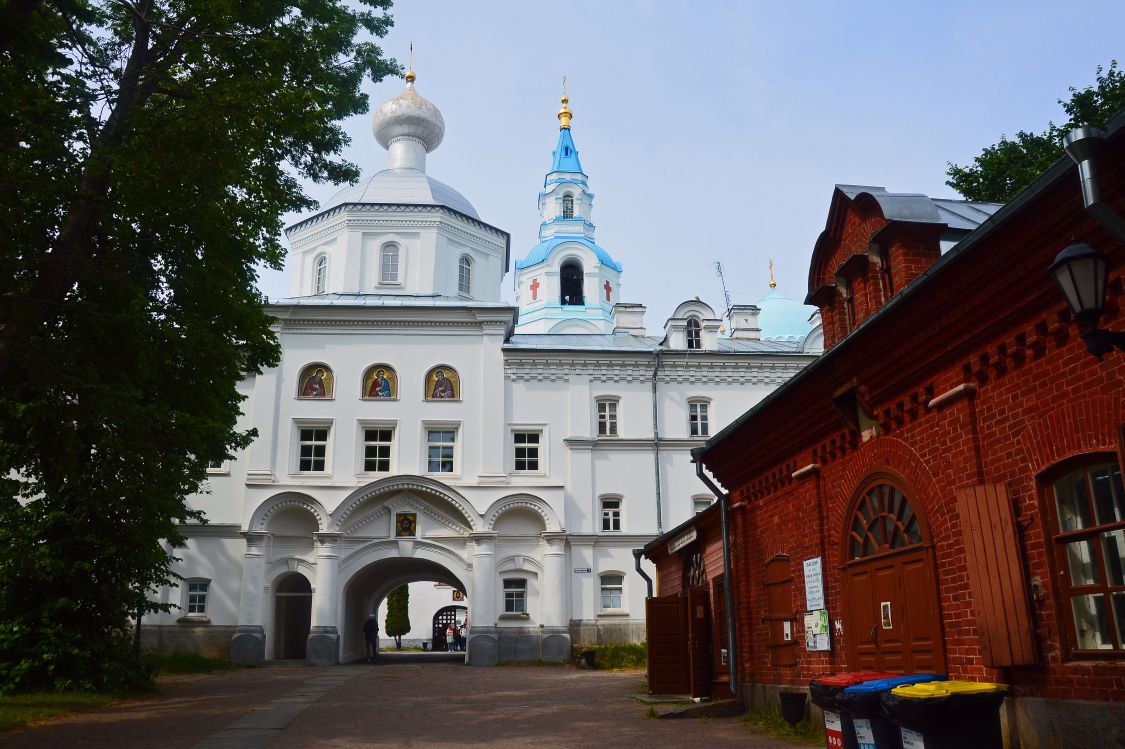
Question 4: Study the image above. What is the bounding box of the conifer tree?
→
[385,586,410,650]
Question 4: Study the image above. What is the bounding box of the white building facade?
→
[142,72,821,666]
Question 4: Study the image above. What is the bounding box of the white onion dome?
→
[372,70,445,154]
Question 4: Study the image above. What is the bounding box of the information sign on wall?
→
[803,556,824,610]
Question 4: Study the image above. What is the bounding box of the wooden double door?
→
[843,545,944,673]
[646,587,712,697]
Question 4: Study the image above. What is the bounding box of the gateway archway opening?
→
[273,572,312,660]
[342,556,469,663]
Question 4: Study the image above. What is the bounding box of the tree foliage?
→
[947,61,1125,203]
[384,586,409,649]
[0,0,396,692]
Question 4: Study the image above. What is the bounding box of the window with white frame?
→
[380,243,400,284]
[297,426,330,472]
[686,316,702,350]
[562,193,575,219]
[596,398,618,437]
[206,459,228,473]
[426,428,456,473]
[186,580,209,615]
[363,427,393,473]
[693,496,714,514]
[689,400,710,437]
[601,496,622,532]
[458,255,472,296]
[314,255,327,294]
[513,431,541,472]
[600,573,624,610]
[503,578,527,613]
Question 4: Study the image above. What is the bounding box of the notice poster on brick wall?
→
[803,556,824,610]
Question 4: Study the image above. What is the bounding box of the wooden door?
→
[688,586,712,699]
[843,481,945,674]
[647,595,689,694]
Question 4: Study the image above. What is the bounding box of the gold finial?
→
[405,42,416,83]
[769,259,777,289]
[557,74,572,129]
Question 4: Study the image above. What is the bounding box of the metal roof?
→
[505,333,807,353]
[515,235,623,272]
[320,168,479,219]
[268,293,513,309]
[836,184,1000,230]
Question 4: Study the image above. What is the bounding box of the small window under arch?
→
[560,259,584,305]
[562,194,575,219]
[381,244,400,285]
[458,255,472,296]
[686,317,702,350]
[314,255,327,295]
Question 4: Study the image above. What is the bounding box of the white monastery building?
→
[142,70,822,665]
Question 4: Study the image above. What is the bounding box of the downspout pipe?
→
[633,548,653,599]
[651,348,664,535]
[694,457,738,696]
[1064,127,1125,245]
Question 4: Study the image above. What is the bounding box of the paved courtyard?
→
[1,656,808,748]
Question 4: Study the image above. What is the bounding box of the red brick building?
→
[649,112,1125,745]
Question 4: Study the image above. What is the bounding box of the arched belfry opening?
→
[560,259,584,305]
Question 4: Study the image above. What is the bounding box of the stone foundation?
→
[466,626,570,665]
[140,624,237,659]
[568,618,646,646]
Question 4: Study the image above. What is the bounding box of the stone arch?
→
[497,554,544,574]
[250,492,328,533]
[265,557,317,587]
[1016,395,1125,478]
[338,538,472,581]
[483,494,563,533]
[330,475,481,533]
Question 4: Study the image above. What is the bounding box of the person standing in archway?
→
[445,623,455,652]
[363,615,378,663]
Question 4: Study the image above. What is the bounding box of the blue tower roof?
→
[515,236,622,272]
[550,127,583,174]
[756,287,817,342]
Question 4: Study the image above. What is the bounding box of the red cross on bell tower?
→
[604,280,613,302]
[529,277,540,301]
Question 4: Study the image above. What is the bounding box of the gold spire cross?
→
[557,74,572,129]
[769,259,777,289]
[405,41,416,83]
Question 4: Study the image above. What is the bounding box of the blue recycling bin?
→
[836,674,946,749]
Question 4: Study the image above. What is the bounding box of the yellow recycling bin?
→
[882,681,1009,749]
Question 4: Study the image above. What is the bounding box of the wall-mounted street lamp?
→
[1050,242,1125,359]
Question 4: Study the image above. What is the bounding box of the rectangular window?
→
[381,246,399,284]
[427,429,456,473]
[693,497,713,514]
[503,578,527,613]
[363,428,393,473]
[597,399,618,437]
[1050,460,1125,655]
[187,581,209,615]
[600,574,623,610]
[513,431,541,472]
[298,427,329,472]
[689,401,710,437]
[601,497,622,532]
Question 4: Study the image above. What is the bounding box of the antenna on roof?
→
[715,261,733,334]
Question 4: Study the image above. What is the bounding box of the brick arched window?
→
[847,482,924,560]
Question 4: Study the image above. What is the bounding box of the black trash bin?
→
[836,674,944,749]
[881,680,1009,749]
[809,672,897,749]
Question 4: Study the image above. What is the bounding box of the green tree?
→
[947,61,1125,202]
[0,0,397,692]
[385,586,410,649]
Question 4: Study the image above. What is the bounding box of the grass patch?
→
[582,642,647,670]
[141,652,236,676]
[742,706,824,746]
[0,692,117,732]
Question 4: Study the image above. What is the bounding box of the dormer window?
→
[686,317,702,350]
[314,255,327,295]
[458,255,472,296]
[562,194,575,219]
[560,260,584,306]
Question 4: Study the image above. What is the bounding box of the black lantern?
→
[1050,242,1125,359]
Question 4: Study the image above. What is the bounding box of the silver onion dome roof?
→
[372,79,445,153]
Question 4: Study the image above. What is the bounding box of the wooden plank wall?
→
[955,483,1038,666]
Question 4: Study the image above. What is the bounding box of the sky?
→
[259,0,1125,330]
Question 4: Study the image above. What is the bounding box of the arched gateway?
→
[229,477,569,666]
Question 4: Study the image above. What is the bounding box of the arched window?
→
[458,255,472,296]
[1047,457,1125,653]
[560,259,584,305]
[686,317,702,350]
[381,244,400,285]
[314,255,327,295]
[562,194,575,219]
[599,572,624,611]
[847,483,924,560]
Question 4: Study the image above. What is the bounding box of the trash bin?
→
[882,680,1009,749]
[836,674,945,749]
[809,672,898,749]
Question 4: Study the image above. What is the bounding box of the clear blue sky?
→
[260,0,1125,330]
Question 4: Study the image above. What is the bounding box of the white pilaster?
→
[541,532,568,627]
